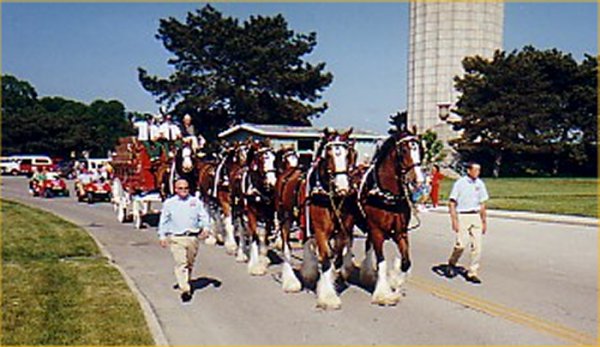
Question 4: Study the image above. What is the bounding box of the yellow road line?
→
[409,276,598,346]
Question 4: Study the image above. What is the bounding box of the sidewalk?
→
[427,206,598,227]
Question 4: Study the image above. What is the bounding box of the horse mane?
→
[372,129,414,167]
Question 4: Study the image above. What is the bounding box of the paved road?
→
[2,176,597,345]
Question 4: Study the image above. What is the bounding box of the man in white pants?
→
[445,162,489,284]
[158,178,210,302]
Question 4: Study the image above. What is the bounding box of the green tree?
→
[138,5,333,143]
[2,75,40,154]
[1,75,134,158]
[388,110,407,134]
[421,130,447,166]
[451,46,597,177]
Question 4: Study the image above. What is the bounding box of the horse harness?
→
[242,147,276,207]
[358,135,422,230]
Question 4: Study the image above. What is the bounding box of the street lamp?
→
[437,102,451,121]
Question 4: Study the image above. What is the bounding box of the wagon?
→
[110,137,170,229]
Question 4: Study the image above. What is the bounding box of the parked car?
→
[0,157,21,175]
[16,155,54,177]
[30,172,69,198]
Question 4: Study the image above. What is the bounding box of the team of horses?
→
[167,126,424,309]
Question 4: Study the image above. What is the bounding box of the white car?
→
[0,157,21,175]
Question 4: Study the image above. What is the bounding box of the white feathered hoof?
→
[281,261,302,293]
[204,234,217,246]
[224,219,236,255]
[371,261,401,306]
[235,246,248,263]
[215,233,224,244]
[225,242,237,255]
[389,258,407,291]
[247,242,267,276]
[316,268,342,310]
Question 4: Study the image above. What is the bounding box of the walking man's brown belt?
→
[179,231,200,237]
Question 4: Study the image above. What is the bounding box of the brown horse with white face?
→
[208,142,249,255]
[273,146,305,292]
[304,127,358,309]
[241,140,278,275]
[195,150,225,245]
[357,126,424,306]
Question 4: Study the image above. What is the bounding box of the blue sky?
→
[2,2,597,134]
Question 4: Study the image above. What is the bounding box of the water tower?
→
[407,2,504,142]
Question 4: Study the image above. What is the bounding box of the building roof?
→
[218,123,386,140]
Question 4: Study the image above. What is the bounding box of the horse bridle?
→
[321,140,353,177]
[246,147,277,195]
[394,135,423,230]
[395,136,422,177]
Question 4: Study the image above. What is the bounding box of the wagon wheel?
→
[87,192,94,204]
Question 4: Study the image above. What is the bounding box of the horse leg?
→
[211,201,225,244]
[390,231,411,291]
[281,214,301,292]
[221,202,237,255]
[234,201,249,262]
[247,208,266,275]
[359,232,377,288]
[340,218,356,282]
[315,217,341,310]
[371,228,400,306]
[204,200,219,246]
[258,214,272,267]
[316,258,341,310]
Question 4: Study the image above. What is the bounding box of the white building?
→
[218,123,385,168]
[407,2,504,142]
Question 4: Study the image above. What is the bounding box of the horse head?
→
[319,127,354,196]
[394,127,424,186]
[276,145,299,173]
[248,140,277,190]
[178,142,195,174]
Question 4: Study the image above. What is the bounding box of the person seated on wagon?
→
[157,113,182,157]
[149,113,169,160]
[180,114,203,152]
[132,114,162,161]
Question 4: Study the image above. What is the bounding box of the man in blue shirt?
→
[159,178,211,302]
[445,162,489,284]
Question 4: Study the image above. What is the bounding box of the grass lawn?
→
[438,177,598,218]
[1,199,154,345]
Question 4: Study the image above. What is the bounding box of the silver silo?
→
[407,2,504,142]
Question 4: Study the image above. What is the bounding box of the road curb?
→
[4,198,170,346]
[88,232,170,346]
[429,207,598,227]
